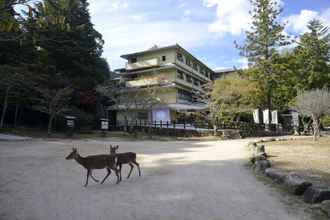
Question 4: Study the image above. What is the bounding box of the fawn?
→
[66,148,120,187]
[110,145,141,181]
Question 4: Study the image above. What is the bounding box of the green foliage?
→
[211,73,258,122]
[321,115,330,127]
[0,0,110,132]
[237,0,289,110]
[292,19,330,91]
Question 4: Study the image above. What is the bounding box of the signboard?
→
[292,112,299,127]
[101,121,109,130]
[67,120,74,127]
[263,109,270,124]
[271,110,278,124]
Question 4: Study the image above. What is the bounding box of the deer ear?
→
[116,145,119,150]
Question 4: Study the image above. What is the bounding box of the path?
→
[0,138,310,220]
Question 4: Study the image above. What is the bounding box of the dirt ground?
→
[265,136,330,186]
[0,138,312,220]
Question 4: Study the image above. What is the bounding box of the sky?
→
[87,0,330,71]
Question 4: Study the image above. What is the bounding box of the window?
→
[177,89,193,102]
[162,56,166,61]
[177,70,184,80]
[193,62,198,71]
[185,58,191,66]
[131,57,137,63]
[186,75,192,83]
[193,79,199,86]
[177,53,184,62]
[200,68,206,76]
[138,111,148,120]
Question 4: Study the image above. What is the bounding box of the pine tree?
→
[293,19,330,91]
[237,0,289,112]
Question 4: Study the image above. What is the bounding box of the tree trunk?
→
[14,103,19,128]
[0,86,10,129]
[47,114,55,137]
[312,114,320,141]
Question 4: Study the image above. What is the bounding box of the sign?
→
[263,109,270,124]
[292,112,299,127]
[67,120,74,127]
[271,110,278,124]
[253,109,260,124]
[101,121,109,130]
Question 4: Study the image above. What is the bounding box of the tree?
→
[211,73,258,122]
[293,19,330,91]
[33,72,73,136]
[96,76,168,122]
[0,1,37,128]
[237,0,289,116]
[33,0,110,89]
[293,89,330,141]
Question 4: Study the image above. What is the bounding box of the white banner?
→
[263,109,270,124]
[271,110,278,124]
[253,109,260,124]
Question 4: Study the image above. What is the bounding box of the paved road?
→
[0,138,310,220]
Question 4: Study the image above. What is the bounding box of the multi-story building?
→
[111,44,214,123]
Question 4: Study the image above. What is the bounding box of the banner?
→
[263,109,270,124]
[271,110,278,124]
[253,109,260,124]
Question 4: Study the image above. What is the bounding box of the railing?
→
[108,120,291,137]
[126,58,159,70]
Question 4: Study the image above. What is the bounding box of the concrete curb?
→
[0,134,32,142]
[247,136,330,218]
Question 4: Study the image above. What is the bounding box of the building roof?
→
[120,43,214,73]
[121,44,177,59]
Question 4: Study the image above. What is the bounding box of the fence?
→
[108,119,291,137]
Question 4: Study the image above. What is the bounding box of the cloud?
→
[203,0,251,36]
[284,8,330,34]
[89,0,214,69]
[89,0,129,16]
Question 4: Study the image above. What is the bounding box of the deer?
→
[109,145,141,181]
[65,147,120,187]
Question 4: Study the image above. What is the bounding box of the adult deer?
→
[110,145,141,181]
[66,148,120,187]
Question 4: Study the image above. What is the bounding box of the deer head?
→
[109,145,119,154]
[66,148,78,160]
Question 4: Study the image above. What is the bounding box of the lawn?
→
[265,136,330,186]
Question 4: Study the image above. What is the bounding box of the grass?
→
[265,136,330,186]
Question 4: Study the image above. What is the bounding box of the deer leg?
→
[118,164,122,181]
[84,169,90,187]
[101,168,111,184]
[132,161,141,176]
[90,171,99,183]
[127,163,134,179]
[114,168,120,184]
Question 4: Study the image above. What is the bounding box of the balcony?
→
[126,58,159,70]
